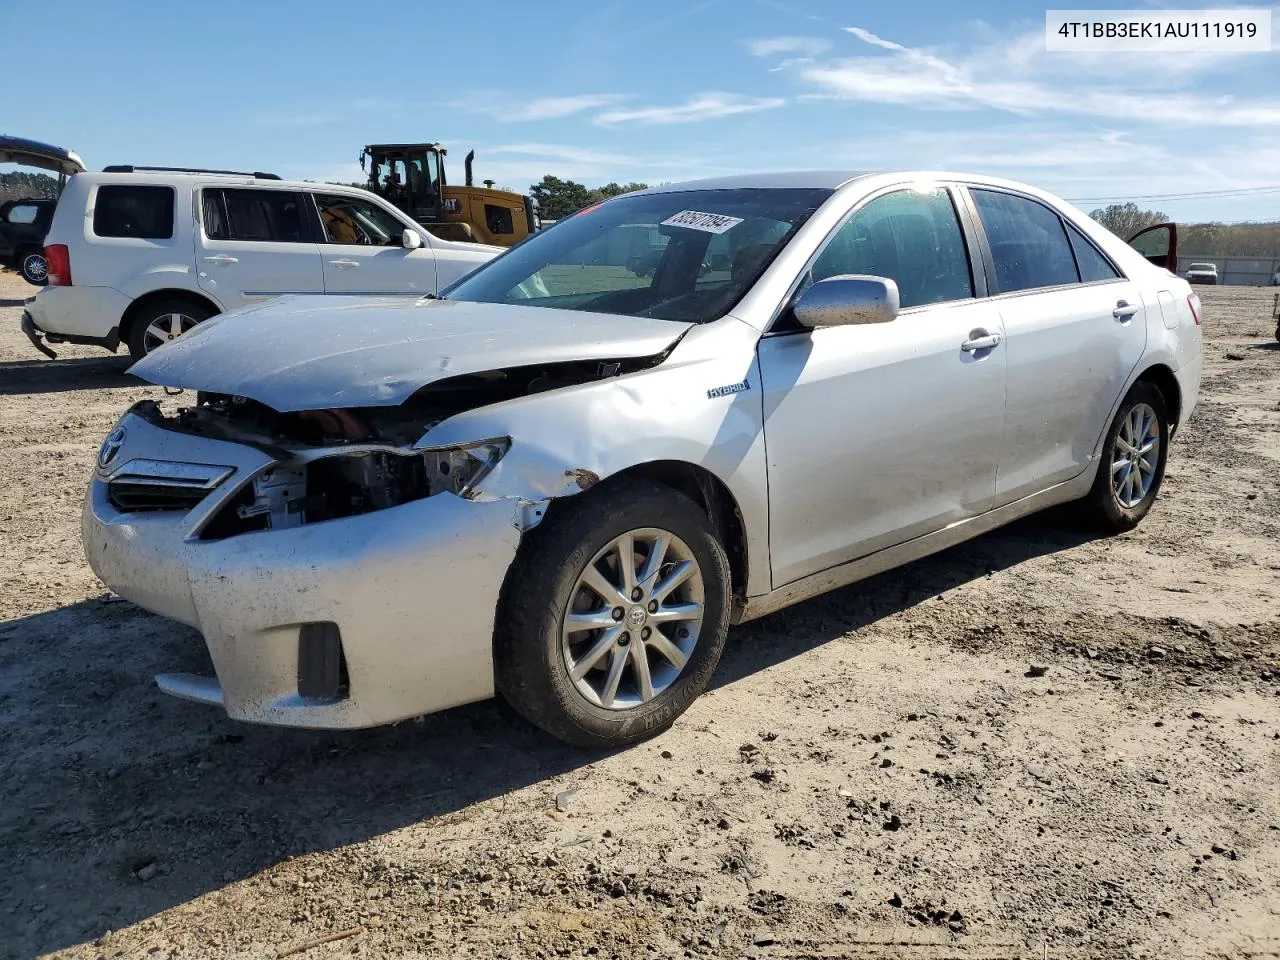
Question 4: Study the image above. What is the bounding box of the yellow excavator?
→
[360,143,538,247]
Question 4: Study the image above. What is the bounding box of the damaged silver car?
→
[83,172,1203,746]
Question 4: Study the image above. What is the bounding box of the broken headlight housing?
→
[421,437,511,498]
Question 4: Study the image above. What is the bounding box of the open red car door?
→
[1126,222,1178,272]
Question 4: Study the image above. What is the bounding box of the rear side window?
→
[93,186,175,239]
[811,187,974,309]
[5,203,40,225]
[1066,224,1121,283]
[203,189,304,242]
[971,189,1077,293]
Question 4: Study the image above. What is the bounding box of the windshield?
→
[443,187,831,323]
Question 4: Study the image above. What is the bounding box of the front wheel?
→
[495,480,731,748]
[1079,381,1169,532]
[19,249,48,285]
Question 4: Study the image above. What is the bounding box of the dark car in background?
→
[0,196,57,284]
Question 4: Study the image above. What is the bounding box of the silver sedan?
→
[82,172,1204,747]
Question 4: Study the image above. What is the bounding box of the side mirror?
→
[794,275,899,328]
[402,229,423,250]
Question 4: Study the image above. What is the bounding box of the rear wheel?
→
[18,248,47,285]
[127,300,214,360]
[1079,381,1169,532]
[495,480,731,748]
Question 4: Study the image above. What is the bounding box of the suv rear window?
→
[93,185,175,239]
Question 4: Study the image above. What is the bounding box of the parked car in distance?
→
[1185,262,1218,285]
[22,166,499,360]
[82,171,1203,747]
[0,196,57,284]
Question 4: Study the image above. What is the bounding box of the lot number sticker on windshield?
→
[661,210,744,234]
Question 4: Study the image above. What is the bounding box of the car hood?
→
[129,295,692,412]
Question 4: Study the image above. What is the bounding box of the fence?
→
[1176,255,1280,286]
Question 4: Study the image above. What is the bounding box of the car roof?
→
[634,170,1085,201]
[72,170,358,192]
[640,171,875,192]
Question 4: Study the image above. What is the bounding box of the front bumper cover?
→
[82,410,523,728]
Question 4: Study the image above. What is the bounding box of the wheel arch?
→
[540,459,750,607]
[1134,363,1182,434]
[119,289,222,346]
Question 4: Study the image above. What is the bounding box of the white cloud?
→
[453,93,628,122]
[747,36,830,58]
[595,92,786,125]
[486,143,637,166]
[787,25,1280,127]
[508,95,629,121]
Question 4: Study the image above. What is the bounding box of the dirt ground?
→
[0,270,1277,960]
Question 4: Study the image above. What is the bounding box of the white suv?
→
[22,166,499,359]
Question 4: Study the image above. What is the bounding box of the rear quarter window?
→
[93,185,175,239]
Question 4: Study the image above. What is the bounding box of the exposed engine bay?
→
[124,357,656,538]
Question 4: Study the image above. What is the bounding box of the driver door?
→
[309,191,438,296]
[757,186,1006,587]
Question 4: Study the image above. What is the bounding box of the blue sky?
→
[6,0,1280,222]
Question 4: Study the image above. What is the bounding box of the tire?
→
[495,479,731,748]
[18,248,48,285]
[1079,381,1169,532]
[126,299,214,360]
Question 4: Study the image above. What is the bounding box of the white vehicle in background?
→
[21,166,499,359]
[1184,262,1219,285]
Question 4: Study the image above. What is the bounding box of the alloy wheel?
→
[561,527,704,710]
[142,312,200,353]
[21,252,47,283]
[1111,402,1160,509]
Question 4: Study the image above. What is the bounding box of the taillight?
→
[45,244,71,286]
[1187,294,1201,325]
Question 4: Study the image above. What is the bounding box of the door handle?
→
[961,332,1002,352]
[202,255,238,265]
[1113,300,1139,320]
[329,258,360,269]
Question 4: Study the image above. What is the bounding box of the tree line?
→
[4,168,1275,258]
[0,171,59,204]
[1089,202,1279,258]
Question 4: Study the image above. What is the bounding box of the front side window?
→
[93,185,175,239]
[5,203,40,225]
[971,189,1078,293]
[203,189,304,242]
[810,187,974,309]
[313,193,407,246]
[1066,223,1121,283]
[444,187,831,324]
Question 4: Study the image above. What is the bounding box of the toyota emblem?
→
[98,426,126,469]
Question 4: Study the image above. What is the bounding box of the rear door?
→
[964,186,1147,503]
[308,190,437,296]
[195,186,324,310]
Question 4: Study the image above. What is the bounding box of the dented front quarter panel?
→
[417,313,773,598]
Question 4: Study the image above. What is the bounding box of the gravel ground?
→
[0,271,1277,960]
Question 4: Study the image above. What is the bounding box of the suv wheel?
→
[127,300,214,360]
[496,480,731,748]
[19,249,48,285]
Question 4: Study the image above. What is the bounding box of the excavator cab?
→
[360,142,538,247]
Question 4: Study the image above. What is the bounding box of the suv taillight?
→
[1187,294,1201,325]
[45,244,71,286]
